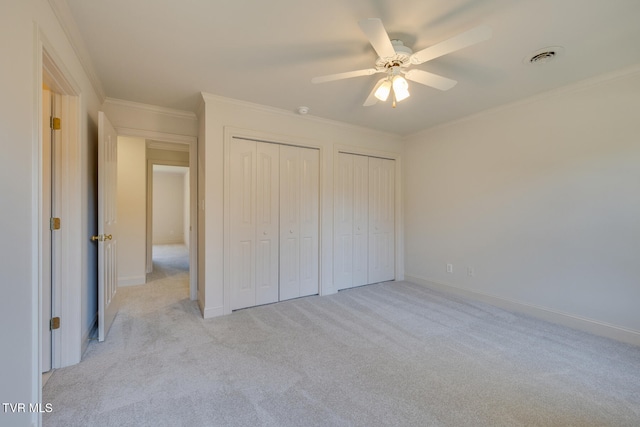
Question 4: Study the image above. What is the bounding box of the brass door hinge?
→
[50,116,61,130]
[50,317,60,330]
[50,217,61,230]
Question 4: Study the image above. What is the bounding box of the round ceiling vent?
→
[524,46,564,65]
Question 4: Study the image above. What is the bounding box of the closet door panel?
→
[353,155,369,287]
[255,142,280,306]
[299,147,319,297]
[279,146,301,301]
[334,153,354,290]
[368,158,395,284]
[230,140,257,310]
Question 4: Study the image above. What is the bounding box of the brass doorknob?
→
[91,234,113,242]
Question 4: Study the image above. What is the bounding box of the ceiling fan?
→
[312,19,491,107]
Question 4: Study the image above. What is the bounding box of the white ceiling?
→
[62,0,640,136]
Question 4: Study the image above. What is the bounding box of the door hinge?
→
[50,217,61,230]
[50,116,61,130]
[50,317,60,330]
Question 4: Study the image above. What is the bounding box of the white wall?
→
[404,67,640,343]
[197,94,404,318]
[117,137,147,286]
[0,1,101,425]
[152,168,187,244]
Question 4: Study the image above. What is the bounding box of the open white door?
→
[95,111,120,342]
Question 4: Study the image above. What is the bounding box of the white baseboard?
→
[118,275,146,287]
[152,237,185,245]
[405,274,640,346]
[199,301,224,319]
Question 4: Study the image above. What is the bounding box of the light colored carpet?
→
[43,253,640,426]
[145,244,190,283]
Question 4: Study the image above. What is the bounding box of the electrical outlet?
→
[467,266,474,277]
[446,263,453,273]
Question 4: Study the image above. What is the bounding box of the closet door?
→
[255,143,280,306]
[368,157,395,284]
[352,155,369,287]
[334,153,354,290]
[280,145,319,300]
[334,153,369,290]
[230,139,257,310]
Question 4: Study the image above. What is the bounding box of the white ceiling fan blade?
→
[363,78,387,106]
[405,69,457,91]
[312,68,379,84]
[410,25,492,65]
[358,18,396,59]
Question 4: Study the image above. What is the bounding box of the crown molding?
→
[146,140,190,152]
[116,127,196,145]
[48,0,106,103]
[104,97,197,120]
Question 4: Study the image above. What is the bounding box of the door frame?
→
[118,128,198,300]
[34,27,83,418]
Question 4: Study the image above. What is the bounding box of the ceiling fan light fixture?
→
[392,75,410,101]
[374,79,392,101]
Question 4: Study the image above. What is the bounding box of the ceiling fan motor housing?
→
[375,40,413,70]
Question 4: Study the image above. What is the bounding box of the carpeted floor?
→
[43,249,640,426]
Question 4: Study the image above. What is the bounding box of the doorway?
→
[116,135,197,300]
[148,164,190,284]
[39,45,84,381]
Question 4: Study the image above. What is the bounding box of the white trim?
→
[201,304,224,319]
[34,24,84,427]
[104,97,197,120]
[32,24,44,427]
[147,140,190,152]
[406,275,640,346]
[117,127,196,145]
[47,0,106,103]
[118,275,147,287]
[201,92,399,139]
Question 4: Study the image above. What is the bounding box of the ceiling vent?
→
[524,46,564,65]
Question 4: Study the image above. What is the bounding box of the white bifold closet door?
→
[230,139,319,310]
[279,145,320,301]
[334,153,369,290]
[367,157,395,284]
[230,140,280,310]
[334,153,394,290]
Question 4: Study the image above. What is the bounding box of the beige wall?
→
[117,137,147,286]
[153,168,187,244]
[404,67,640,343]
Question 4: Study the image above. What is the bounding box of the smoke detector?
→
[524,46,564,65]
[297,106,309,115]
